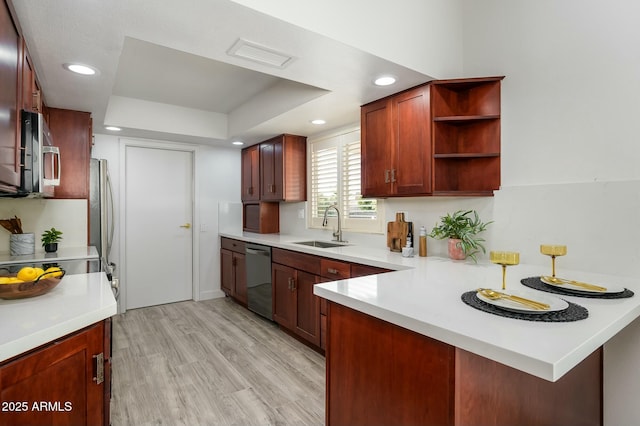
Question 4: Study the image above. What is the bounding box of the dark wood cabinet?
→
[20,41,42,113]
[242,202,279,234]
[325,302,602,426]
[0,0,21,193]
[0,319,112,426]
[327,303,454,426]
[272,248,321,347]
[431,77,503,195]
[361,76,503,198]
[47,108,92,199]
[259,134,307,202]
[361,85,431,197]
[350,263,392,278]
[241,145,260,202]
[220,237,247,305]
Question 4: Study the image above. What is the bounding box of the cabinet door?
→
[47,108,92,199]
[220,248,234,295]
[233,252,247,305]
[295,270,321,346]
[361,98,392,197]
[0,0,21,192]
[260,138,283,201]
[392,86,432,195]
[0,321,108,426]
[241,145,260,201]
[272,263,296,330]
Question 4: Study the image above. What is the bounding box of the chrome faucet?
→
[322,204,346,242]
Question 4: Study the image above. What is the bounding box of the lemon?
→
[44,267,63,278]
[17,267,38,282]
[0,277,13,284]
[34,267,45,278]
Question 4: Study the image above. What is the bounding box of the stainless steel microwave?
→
[19,110,61,197]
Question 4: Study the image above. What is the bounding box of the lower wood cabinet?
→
[272,250,321,347]
[0,319,112,426]
[326,302,602,426]
[220,238,247,305]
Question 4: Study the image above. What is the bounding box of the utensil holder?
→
[10,233,35,256]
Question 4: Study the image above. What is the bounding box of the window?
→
[308,128,384,233]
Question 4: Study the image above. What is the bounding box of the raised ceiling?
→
[11,0,433,147]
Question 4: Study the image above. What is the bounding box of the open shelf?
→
[433,156,500,194]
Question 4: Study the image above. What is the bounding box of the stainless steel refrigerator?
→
[89,158,118,297]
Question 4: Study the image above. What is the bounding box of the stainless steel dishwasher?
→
[245,243,272,320]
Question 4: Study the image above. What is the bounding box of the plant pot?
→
[44,243,58,253]
[10,233,35,256]
[448,238,466,260]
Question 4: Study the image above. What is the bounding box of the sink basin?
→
[294,240,349,248]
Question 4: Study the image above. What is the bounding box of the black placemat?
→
[521,277,634,299]
[461,291,588,322]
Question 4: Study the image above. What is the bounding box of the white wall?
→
[457,3,640,424]
[0,199,88,252]
[92,134,241,306]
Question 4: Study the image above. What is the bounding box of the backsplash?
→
[0,199,88,254]
[280,180,640,278]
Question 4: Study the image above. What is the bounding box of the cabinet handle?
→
[32,90,41,111]
[93,353,104,385]
[248,186,253,195]
[384,169,390,183]
[288,277,296,291]
[391,169,397,183]
[327,268,338,275]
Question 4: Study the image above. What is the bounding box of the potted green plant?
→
[41,227,63,253]
[429,210,492,262]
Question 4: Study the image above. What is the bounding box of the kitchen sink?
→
[294,240,349,248]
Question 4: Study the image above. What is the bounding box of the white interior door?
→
[124,144,194,309]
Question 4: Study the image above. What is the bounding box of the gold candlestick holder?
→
[540,245,567,277]
[490,251,520,290]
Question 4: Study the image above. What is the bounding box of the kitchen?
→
[1,0,640,425]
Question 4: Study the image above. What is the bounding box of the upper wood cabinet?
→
[20,42,42,113]
[361,76,503,197]
[259,134,307,202]
[431,77,503,195]
[47,108,92,199]
[0,0,21,193]
[241,145,260,202]
[361,85,432,197]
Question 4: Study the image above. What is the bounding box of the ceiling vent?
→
[227,39,295,69]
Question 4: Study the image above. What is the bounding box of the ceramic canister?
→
[10,233,35,256]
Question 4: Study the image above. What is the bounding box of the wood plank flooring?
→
[110,297,325,425]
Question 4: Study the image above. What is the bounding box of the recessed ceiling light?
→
[232,141,244,146]
[63,63,98,75]
[105,126,121,131]
[374,75,397,86]
[311,119,326,125]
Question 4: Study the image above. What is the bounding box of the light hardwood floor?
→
[110,297,326,425]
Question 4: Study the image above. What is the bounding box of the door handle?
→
[180,223,191,229]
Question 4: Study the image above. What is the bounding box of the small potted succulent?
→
[429,210,492,262]
[41,227,63,253]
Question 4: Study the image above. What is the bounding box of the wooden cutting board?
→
[387,213,409,252]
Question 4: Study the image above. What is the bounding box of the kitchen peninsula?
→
[221,232,640,426]
[0,249,117,426]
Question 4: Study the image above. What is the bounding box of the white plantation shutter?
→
[311,145,338,218]
[309,129,383,233]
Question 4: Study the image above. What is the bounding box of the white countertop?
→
[221,232,640,382]
[0,272,117,362]
[0,246,99,266]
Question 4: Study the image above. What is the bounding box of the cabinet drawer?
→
[351,263,392,278]
[272,248,321,275]
[320,259,351,280]
[221,237,245,254]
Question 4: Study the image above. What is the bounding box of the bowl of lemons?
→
[0,266,65,300]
